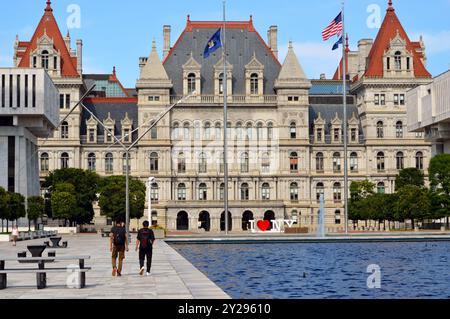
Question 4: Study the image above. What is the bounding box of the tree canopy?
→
[395,168,425,190]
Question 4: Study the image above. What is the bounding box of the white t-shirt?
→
[12,229,19,236]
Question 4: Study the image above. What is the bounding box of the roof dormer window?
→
[394,51,401,70]
[41,50,49,70]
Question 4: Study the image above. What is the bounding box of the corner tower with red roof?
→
[334,1,433,184]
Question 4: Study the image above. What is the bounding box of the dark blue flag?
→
[332,36,343,51]
[204,29,222,58]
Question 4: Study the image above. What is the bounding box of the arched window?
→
[267,122,273,140]
[376,121,384,138]
[377,182,385,194]
[204,122,211,140]
[416,152,424,170]
[61,121,69,139]
[60,152,69,169]
[257,122,264,141]
[194,121,201,140]
[150,183,159,202]
[333,152,341,172]
[150,120,158,139]
[246,123,253,140]
[241,152,249,173]
[172,122,180,139]
[122,153,131,174]
[236,122,243,140]
[218,183,225,201]
[218,73,224,95]
[290,122,297,139]
[316,152,324,172]
[150,152,159,172]
[396,152,404,170]
[377,152,385,172]
[177,183,187,201]
[261,183,270,201]
[215,123,222,141]
[199,183,207,201]
[316,182,325,203]
[183,123,190,140]
[394,51,402,70]
[105,153,114,174]
[333,182,342,203]
[41,50,49,70]
[199,152,207,173]
[241,183,249,201]
[350,152,358,172]
[187,73,196,94]
[396,121,404,138]
[40,153,49,172]
[290,152,299,172]
[178,152,186,173]
[250,73,259,95]
[87,153,96,172]
[261,152,270,173]
[290,182,299,201]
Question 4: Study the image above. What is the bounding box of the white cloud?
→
[412,30,450,54]
[279,41,342,79]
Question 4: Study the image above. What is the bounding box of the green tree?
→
[98,176,145,222]
[0,187,9,233]
[7,192,26,228]
[349,180,375,225]
[44,169,100,225]
[27,196,45,231]
[396,185,431,229]
[395,168,425,191]
[428,154,450,228]
[51,191,77,226]
[366,193,397,230]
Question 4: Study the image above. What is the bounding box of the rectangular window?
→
[400,94,405,105]
[54,56,57,70]
[334,128,340,141]
[374,94,380,105]
[124,129,130,143]
[387,57,390,70]
[9,75,13,108]
[1,74,5,107]
[60,94,64,109]
[65,94,70,109]
[407,57,410,70]
[32,75,36,108]
[24,75,28,108]
[351,129,357,142]
[33,56,37,68]
[394,94,399,105]
[380,94,386,105]
[89,129,95,143]
[16,75,20,108]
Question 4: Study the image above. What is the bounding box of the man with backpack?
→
[110,220,128,277]
[135,221,155,276]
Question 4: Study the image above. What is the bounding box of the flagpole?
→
[222,0,229,235]
[342,1,349,235]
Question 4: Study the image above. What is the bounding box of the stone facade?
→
[11,1,433,232]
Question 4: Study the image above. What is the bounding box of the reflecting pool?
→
[172,242,450,299]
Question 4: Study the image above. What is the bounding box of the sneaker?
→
[146,272,150,276]
[139,267,145,276]
[117,270,122,277]
[112,268,117,277]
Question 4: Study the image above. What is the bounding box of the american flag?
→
[322,12,343,41]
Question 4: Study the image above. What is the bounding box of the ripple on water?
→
[172,242,450,299]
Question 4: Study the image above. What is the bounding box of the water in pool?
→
[171,242,450,299]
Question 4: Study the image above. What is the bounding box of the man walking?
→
[135,221,155,276]
[110,220,128,277]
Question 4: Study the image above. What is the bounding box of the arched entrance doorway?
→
[199,211,211,232]
[264,211,275,231]
[176,211,189,231]
[242,211,254,231]
[220,211,232,232]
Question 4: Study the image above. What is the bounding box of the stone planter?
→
[0,234,11,242]
[441,226,447,232]
[414,227,420,232]
[152,229,165,239]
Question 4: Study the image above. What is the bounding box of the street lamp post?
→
[147,177,155,224]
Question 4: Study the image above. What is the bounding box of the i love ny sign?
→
[248,219,295,233]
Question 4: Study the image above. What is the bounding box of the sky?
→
[0,0,449,87]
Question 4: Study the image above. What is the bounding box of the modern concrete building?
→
[12,0,434,233]
[407,70,450,155]
[0,68,59,198]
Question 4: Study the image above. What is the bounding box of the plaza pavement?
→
[0,234,230,299]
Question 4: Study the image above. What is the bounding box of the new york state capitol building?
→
[12,1,433,232]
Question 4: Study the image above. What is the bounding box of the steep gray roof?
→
[163,21,281,96]
[309,104,363,137]
[81,101,138,140]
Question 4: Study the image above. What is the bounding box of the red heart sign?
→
[257,220,271,232]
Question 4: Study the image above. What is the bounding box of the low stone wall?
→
[43,227,77,234]
[0,234,10,242]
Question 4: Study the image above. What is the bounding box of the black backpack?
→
[113,228,125,246]
[139,229,152,249]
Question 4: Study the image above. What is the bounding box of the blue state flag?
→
[332,36,343,51]
[204,29,222,58]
